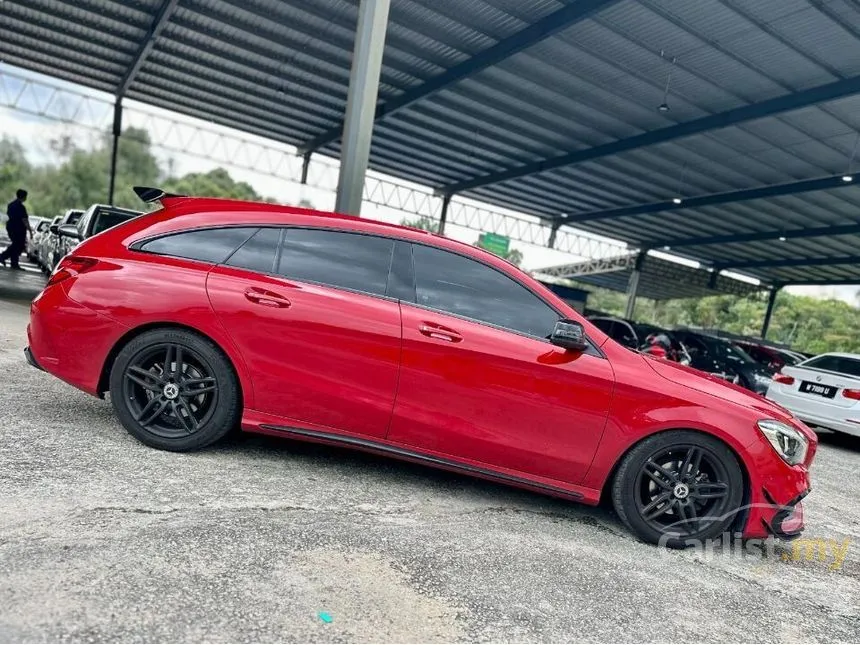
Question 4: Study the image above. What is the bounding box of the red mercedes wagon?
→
[26,188,815,547]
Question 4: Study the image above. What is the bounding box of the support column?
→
[438,193,451,235]
[548,220,562,249]
[334,0,392,215]
[624,251,646,320]
[300,152,312,185]
[107,98,123,205]
[761,284,781,339]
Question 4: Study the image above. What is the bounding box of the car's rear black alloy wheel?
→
[635,445,731,537]
[122,343,218,439]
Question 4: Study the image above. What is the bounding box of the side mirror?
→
[49,224,59,235]
[57,224,82,240]
[550,319,589,352]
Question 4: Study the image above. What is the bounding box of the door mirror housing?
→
[550,319,589,352]
[57,224,82,240]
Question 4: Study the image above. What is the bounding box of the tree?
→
[399,215,438,233]
[162,168,262,201]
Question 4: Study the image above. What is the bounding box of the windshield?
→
[92,211,138,236]
[718,340,756,363]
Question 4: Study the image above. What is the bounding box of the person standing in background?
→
[0,189,32,270]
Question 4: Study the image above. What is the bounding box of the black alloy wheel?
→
[109,328,241,451]
[612,431,744,547]
[122,343,217,438]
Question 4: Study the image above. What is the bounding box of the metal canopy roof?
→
[3,0,860,287]
[536,252,764,300]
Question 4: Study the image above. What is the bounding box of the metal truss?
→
[0,67,627,260]
[535,253,637,278]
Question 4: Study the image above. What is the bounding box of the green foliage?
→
[1,127,269,219]
[162,168,261,201]
[582,284,860,354]
[399,216,438,233]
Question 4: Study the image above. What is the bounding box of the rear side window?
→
[67,212,83,225]
[277,228,394,296]
[138,227,258,263]
[803,355,860,377]
[225,227,281,273]
[411,244,559,338]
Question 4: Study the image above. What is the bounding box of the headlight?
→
[757,420,808,465]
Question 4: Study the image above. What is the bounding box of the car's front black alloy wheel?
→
[110,328,240,451]
[612,430,744,547]
[635,445,732,536]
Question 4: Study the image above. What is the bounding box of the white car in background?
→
[766,352,860,437]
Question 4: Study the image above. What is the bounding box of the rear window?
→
[138,227,258,264]
[802,355,860,378]
[92,211,138,236]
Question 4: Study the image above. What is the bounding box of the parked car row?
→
[29,205,140,273]
[586,316,812,396]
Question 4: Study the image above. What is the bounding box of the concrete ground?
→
[0,286,858,643]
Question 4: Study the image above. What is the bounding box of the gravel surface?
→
[1,298,858,643]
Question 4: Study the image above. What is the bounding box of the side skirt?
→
[259,423,588,502]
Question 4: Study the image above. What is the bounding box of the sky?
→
[1,62,857,308]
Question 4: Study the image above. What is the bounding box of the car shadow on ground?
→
[214,430,629,537]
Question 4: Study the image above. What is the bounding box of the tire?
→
[611,430,744,548]
[109,328,241,452]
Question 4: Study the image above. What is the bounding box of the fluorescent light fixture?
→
[672,197,682,205]
[842,175,853,182]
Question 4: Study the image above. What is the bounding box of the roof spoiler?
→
[133,186,186,204]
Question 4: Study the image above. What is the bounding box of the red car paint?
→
[27,197,814,539]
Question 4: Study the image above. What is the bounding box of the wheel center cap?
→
[673,483,690,499]
[163,383,180,400]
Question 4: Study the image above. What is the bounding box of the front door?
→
[386,244,615,484]
[207,227,402,439]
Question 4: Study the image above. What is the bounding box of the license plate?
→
[799,381,836,398]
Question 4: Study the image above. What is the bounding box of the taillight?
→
[47,256,98,286]
[773,373,795,385]
[842,389,860,401]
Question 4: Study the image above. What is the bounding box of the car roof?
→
[808,352,860,360]
[155,195,505,266]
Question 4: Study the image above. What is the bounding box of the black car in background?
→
[588,316,691,363]
[54,204,142,261]
[672,329,774,394]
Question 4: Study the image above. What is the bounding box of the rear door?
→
[206,227,403,439]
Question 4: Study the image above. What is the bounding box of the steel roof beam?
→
[117,0,180,97]
[441,75,860,194]
[297,0,619,154]
[719,255,860,270]
[562,174,857,225]
[656,222,860,250]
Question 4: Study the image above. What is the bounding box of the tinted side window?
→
[803,354,860,376]
[226,227,281,274]
[591,319,615,335]
[139,227,258,263]
[278,228,394,296]
[412,244,559,338]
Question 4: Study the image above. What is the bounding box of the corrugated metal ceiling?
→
[1,0,860,287]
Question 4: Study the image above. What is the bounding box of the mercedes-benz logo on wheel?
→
[163,383,180,400]
[673,483,690,500]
